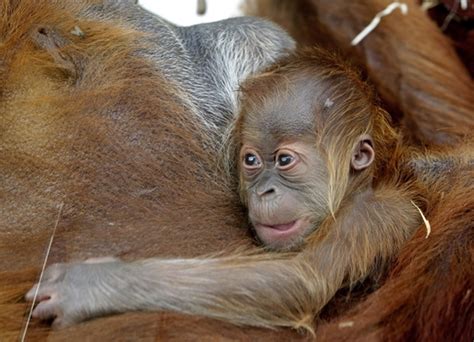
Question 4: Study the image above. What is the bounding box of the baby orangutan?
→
[26,48,424,331]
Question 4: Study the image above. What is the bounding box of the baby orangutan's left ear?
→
[351,134,375,171]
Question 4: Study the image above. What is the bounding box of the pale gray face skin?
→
[240,140,330,251]
[239,82,329,250]
[239,80,375,251]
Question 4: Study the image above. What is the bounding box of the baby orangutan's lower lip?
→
[254,220,305,243]
[261,221,298,231]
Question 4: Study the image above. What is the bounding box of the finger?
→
[25,284,38,301]
[32,299,61,321]
[25,284,54,302]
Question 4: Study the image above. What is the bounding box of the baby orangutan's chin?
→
[253,218,314,251]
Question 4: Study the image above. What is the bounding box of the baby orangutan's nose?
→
[257,185,276,198]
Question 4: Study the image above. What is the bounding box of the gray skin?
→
[86,0,296,131]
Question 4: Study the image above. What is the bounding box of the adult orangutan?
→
[26,48,473,342]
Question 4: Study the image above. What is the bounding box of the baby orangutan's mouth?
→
[253,219,310,246]
[260,221,298,231]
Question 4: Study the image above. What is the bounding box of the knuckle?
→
[25,285,38,300]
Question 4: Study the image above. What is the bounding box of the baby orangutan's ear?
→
[351,134,374,171]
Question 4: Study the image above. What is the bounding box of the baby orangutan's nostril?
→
[258,187,276,197]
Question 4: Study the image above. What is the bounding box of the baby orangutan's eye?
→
[242,150,262,170]
[276,150,298,170]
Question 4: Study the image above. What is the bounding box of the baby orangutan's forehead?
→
[241,80,319,147]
